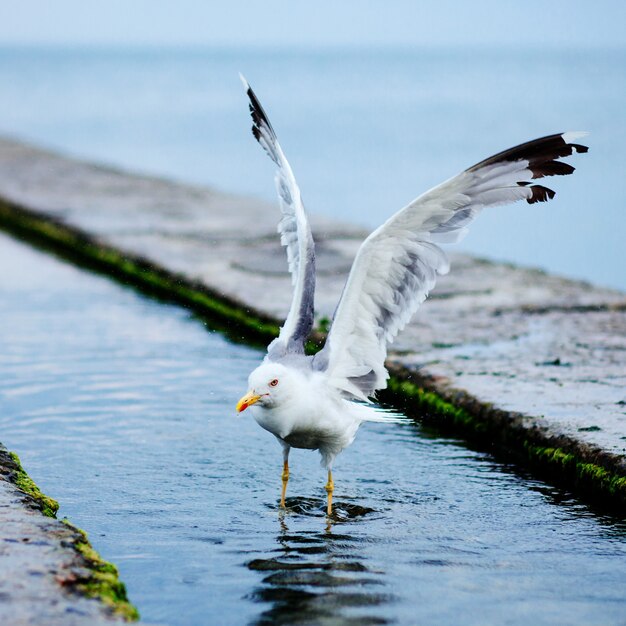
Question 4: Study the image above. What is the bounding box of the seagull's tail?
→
[347,401,411,424]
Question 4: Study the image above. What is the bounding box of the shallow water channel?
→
[1,232,625,626]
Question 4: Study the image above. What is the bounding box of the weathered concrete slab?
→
[0,137,624,498]
[0,446,135,625]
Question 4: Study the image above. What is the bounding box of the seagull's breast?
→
[251,404,296,441]
[251,387,360,453]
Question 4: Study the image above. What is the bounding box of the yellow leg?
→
[325,469,334,516]
[280,460,289,508]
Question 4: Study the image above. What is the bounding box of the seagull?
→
[235,76,587,516]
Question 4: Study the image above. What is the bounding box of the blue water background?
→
[0,46,624,289]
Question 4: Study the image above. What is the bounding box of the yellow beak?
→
[236,391,262,413]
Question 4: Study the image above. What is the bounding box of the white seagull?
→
[235,76,587,515]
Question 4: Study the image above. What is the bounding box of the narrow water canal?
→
[1,232,624,626]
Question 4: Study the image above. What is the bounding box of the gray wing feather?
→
[314,132,588,400]
[241,76,316,356]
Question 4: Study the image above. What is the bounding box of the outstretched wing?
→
[241,75,316,357]
[313,132,588,400]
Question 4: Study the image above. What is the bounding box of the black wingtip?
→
[571,143,589,154]
[241,77,276,141]
[239,75,281,166]
[468,132,588,178]
[467,132,588,205]
[527,185,556,204]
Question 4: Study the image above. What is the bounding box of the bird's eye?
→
[269,379,279,387]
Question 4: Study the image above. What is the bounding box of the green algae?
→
[62,520,140,621]
[525,444,626,504]
[7,451,59,517]
[381,378,485,434]
[0,200,280,348]
[380,376,626,512]
[1,197,624,514]
[317,316,331,334]
[1,447,139,620]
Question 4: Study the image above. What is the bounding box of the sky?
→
[1,1,625,49]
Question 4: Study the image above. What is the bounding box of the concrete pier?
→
[0,136,624,518]
[0,446,137,624]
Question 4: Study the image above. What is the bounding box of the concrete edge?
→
[380,367,626,512]
[0,445,140,621]
[1,197,624,516]
[0,198,280,347]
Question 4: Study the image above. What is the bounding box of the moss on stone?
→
[381,377,487,435]
[0,200,280,347]
[317,316,331,334]
[0,446,138,619]
[61,520,140,621]
[380,378,626,510]
[525,444,626,503]
[8,451,59,517]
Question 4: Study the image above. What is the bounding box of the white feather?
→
[317,135,587,401]
[241,75,315,350]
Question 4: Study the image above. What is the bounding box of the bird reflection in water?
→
[246,498,393,625]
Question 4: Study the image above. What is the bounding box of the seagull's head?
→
[236,361,293,413]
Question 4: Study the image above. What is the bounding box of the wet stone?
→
[0,448,128,625]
